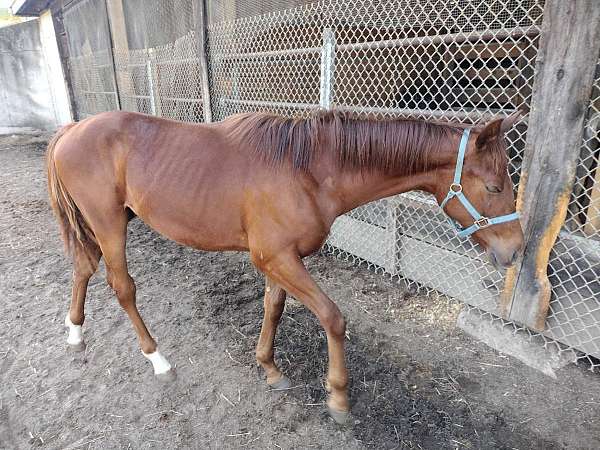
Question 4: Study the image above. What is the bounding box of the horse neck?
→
[316,136,460,216]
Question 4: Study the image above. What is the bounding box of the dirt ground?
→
[1,134,600,450]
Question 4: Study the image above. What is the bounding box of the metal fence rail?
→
[59,0,600,370]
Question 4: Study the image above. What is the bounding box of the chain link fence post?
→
[195,0,212,122]
[319,28,335,110]
[146,49,157,115]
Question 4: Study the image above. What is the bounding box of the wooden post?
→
[500,0,600,331]
[105,0,132,111]
[101,0,121,110]
[50,1,77,120]
[194,0,212,123]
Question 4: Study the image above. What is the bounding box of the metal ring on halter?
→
[450,183,462,193]
[475,217,490,228]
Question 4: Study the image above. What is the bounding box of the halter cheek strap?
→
[439,128,519,238]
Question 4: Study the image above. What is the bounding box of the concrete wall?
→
[39,10,71,126]
[0,16,71,130]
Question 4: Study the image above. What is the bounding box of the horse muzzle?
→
[488,243,523,271]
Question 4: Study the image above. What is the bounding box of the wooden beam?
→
[500,0,600,331]
[194,0,212,123]
[49,1,77,120]
[101,0,121,111]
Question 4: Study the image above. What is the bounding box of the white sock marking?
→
[64,315,83,346]
[142,349,172,375]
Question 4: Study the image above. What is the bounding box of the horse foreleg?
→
[256,277,290,389]
[252,250,349,424]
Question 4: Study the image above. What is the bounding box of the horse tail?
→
[46,123,99,269]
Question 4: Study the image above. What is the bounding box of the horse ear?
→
[475,110,522,150]
[475,118,503,149]
[500,109,522,134]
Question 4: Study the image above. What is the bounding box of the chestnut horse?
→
[47,109,523,424]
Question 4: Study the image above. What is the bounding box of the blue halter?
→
[439,128,519,238]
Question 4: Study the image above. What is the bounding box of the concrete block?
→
[457,308,577,379]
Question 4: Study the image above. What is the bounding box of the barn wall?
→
[0,18,70,129]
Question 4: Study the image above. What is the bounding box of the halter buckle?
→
[450,183,462,193]
[475,217,490,229]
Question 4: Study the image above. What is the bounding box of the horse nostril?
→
[509,249,519,265]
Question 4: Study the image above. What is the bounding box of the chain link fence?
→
[59,0,600,370]
[62,0,119,118]
[544,60,600,362]
[110,0,205,122]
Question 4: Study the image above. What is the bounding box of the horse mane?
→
[227,109,467,175]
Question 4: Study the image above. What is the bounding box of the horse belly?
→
[129,191,248,252]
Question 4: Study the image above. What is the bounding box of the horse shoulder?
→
[243,169,335,262]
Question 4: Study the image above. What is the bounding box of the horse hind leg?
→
[94,212,175,382]
[65,241,101,351]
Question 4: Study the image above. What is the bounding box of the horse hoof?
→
[268,375,292,390]
[156,368,177,383]
[67,341,86,352]
[328,407,350,425]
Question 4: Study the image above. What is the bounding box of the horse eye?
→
[486,184,502,194]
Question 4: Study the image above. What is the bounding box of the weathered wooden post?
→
[105,0,131,112]
[101,0,121,110]
[194,0,213,123]
[501,0,600,331]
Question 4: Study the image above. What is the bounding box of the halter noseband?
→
[439,128,519,238]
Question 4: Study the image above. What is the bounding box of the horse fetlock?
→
[257,356,284,385]
[326,374,348,394]
[142,348,172,375]
[64,314,84,347]
[255,348,274,365]
[265,370,282,384]
[67,310,84,326]
[327,387,350,407]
